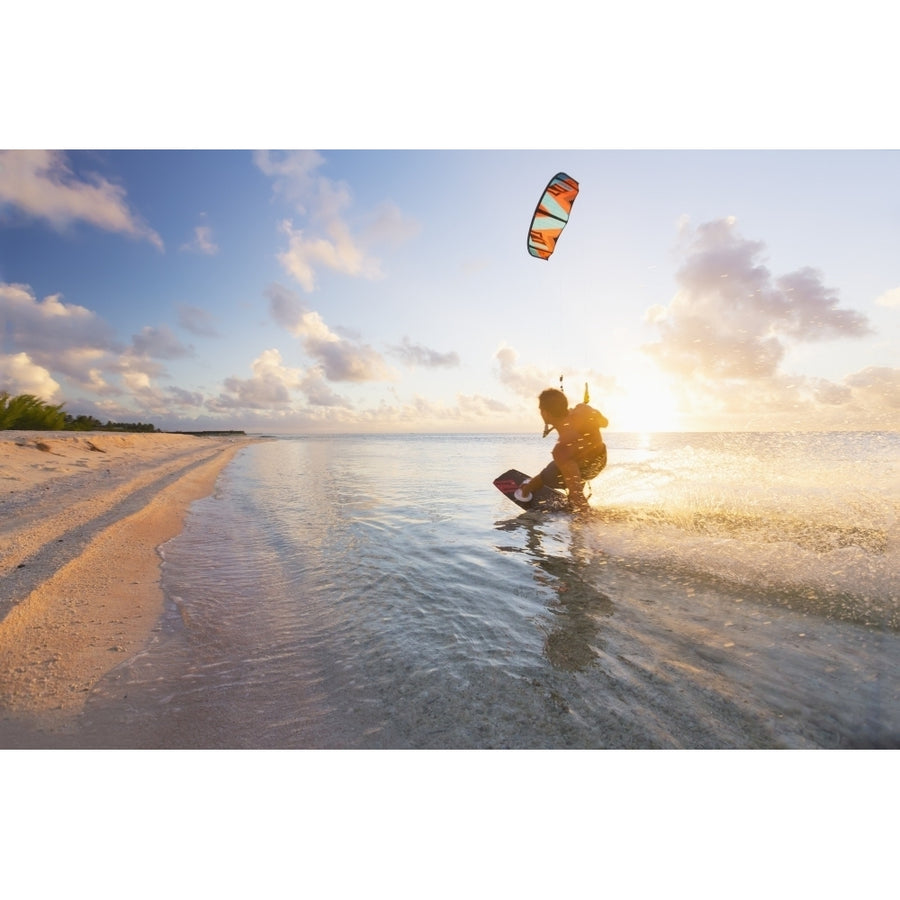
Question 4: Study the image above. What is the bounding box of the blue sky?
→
[2,4,898,434]
[1,148,898,433]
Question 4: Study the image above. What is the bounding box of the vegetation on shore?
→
[0,392,247,435]
[1,392,159,432]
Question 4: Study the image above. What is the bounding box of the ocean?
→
[75,431,898,748]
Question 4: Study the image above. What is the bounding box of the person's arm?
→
[515,471,544,502]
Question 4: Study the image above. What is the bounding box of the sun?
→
[607,371,682,433]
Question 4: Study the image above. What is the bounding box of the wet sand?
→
[0,431,259,738]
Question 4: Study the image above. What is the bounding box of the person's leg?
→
[531,460,565,492]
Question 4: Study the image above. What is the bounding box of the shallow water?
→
[36,432,900,747]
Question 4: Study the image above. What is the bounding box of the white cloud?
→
[1,281,103,332]
[676,367,900,431]
[121,368,155,395]
[0,150,163,249]
[843,366,900,412]
[180,223,219,255]
[381,392,516,429]
[645,218,871,383]
[298,369,352,408]
[494,345,557,399]
[253,149,325,212]
[493,345,618,415]
[277,217,382,292]
[212,349,304,410]
[265,283,393,382]
[255,150,416,292]
[0,281,203,417]
[875,286,900,308]
[55,348,117,395]
[211,351,355,415]
[0,352,61,399]
[0,282,119,377]
[638,218,888,428]
[296,309,393,382]
[455,393,510,416]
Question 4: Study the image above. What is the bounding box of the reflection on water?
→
[496,515,614,672]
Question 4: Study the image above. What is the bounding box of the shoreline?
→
[0,432,262,734]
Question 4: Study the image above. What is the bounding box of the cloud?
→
[53,348,118,395]
[843,366,900,411]
[455,393,511,416]
[276,218,382,292]
[678,367,900,431]
[1,285,196,399]
[389,336,460,368]
[296,310,393,382]
[266,282,306,331]
[177,304,219,337]
[1,282,116,351]
[0,282,121,391]
[180,222,219,255]
[255,150,417,292]
[164,386,205,410]
[130,325,194,359]
[379,392,515,429]
[180,386,522,434]
[253,149,325,212]
[775,267,872,340]
[210,349,353,413]
[494,346,558,399]
[0,352,61,399]
[0,281,204,415]
[644,218,871,382]
[636,220,899,429]
[875,286,900,308]
[212,349,304,410]
[493,345,615,403]
[0,150,163,249]
[297,369,352,408]
[265,283,393,382]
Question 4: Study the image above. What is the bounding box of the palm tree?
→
[0,392,68,430]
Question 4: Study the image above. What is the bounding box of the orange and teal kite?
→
[527,172,579,259]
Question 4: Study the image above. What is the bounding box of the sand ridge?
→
[0,431,262,726]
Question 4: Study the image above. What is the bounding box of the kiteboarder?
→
[516,388,608,512]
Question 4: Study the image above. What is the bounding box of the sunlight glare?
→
[610,373,681,433]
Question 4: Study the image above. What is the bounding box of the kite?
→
[526,172,579,259]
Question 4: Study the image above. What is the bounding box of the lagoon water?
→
[71,431,900,748]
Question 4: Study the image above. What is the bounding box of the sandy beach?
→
[0,431,259,735]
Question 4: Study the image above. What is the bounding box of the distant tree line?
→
[0,392,160,432]
[64,414,159,432]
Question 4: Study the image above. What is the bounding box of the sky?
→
[1,148,897,433]
[2,3,898,435]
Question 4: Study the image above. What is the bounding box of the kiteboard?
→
[493,469,568,512]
